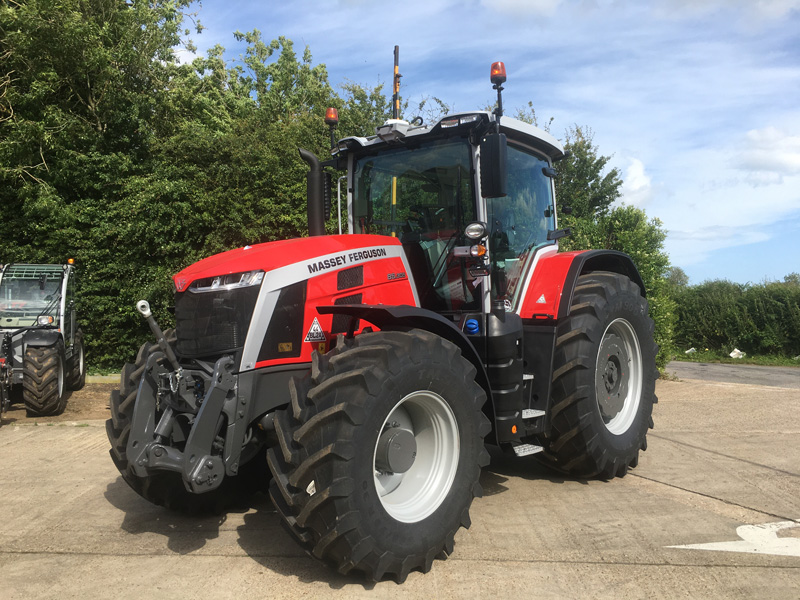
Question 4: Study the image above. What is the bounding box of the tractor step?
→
[522,409,545,419]
[512,443,544,457]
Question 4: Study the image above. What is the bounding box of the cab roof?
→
[334,111,565,162]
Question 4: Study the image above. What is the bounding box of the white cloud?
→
[667,225,772,267]
[734,127,800,181]
[619,158,653,208]
[480,0,563,17]
[652,0,800,20]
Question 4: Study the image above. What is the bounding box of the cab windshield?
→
[353,139,479,311]
[487,145,556,306]
[0,267,63,328]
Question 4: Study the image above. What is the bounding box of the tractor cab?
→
[331,110,564,318]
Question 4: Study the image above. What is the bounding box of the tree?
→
[665,266,690,295]
[545,124,675,369]
[0,1,395,367]
[555,126,622,218]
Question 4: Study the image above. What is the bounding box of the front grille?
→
[174,286,260,358]
[337,266,363,290]
[331,293,362,334]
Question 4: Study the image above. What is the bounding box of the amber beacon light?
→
[490,61,507,85]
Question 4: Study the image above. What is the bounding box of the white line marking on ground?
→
[668,521,800,557]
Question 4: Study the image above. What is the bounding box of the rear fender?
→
[519,249,645,321]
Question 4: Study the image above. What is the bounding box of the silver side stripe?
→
[240,244,417,371]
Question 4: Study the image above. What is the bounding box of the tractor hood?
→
[172,235,403,292]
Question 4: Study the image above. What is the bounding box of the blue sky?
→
[181,0,800,285]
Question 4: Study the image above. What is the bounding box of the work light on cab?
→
[465,221,487,240]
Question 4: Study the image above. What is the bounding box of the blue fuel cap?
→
[465,318,480,335]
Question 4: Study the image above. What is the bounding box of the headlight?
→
[37,316,54,325]
[465,221,487,240]
[189,270,265,293]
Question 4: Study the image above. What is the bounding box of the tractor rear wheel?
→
[540,272,658,479]
[106,333,268,513]
[23,343,66,416]
[268,330,490,582]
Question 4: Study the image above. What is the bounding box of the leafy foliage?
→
[0,1,391,367]
[673,279,800,357]
[1,0,681,373]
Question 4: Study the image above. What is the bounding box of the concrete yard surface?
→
[0,372,798,598]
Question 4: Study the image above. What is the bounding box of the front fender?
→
[22,329,62,348]
[316,304,491,399]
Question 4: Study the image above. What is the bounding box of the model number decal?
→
[387,272,406,281]
[306,248,388,274]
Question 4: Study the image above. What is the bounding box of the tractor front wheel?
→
[68,329,86,390]
[540,272,658,479]
[268,330,490,582]
[23,343,66,416]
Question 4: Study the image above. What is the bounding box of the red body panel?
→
[175,234,419,372]
[518,251,586,320]
[256,254,417,369]
[172,234,404,291]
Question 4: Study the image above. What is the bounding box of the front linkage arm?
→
[126,302,252,494]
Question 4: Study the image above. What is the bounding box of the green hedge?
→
[673,279,800,356]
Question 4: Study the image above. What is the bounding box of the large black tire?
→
[268,330,491,582]
[23,342,67,416]
[106,334,268,513]
[67,329,86,391]
[539,272,658,479]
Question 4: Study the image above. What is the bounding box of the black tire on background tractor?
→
[539,272,658,479]
[106,333,268,513]
[268,330,491,582]
[23,342,67,416]
[68,329,86,390]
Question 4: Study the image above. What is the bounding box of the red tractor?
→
[107,62,657,582]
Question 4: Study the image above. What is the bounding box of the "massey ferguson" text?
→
[307,248,388,274]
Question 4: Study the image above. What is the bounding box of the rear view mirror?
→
[480,133,507,198]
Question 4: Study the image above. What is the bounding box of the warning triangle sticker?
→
[536,294,547,304]
[304,317,327,342]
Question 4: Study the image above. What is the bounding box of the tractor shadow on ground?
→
[100,449,581,589]
[0,390,74,425]
[480,444,589,496]
[235,500,380,590]
[104,476,248,555]
[104,476,372,588]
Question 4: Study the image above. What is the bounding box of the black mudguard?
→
[559,250,646,320]
[317,304,490,392]
[22,329,62,348]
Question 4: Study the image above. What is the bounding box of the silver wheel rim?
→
[595,318,643,435]
[373,390,459,523]
[57,355,64,399]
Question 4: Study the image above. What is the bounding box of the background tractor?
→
[106,60,657,581]
[0,262,86,419]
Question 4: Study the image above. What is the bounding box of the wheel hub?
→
[596,333,629,422]
[375,427,417,474]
